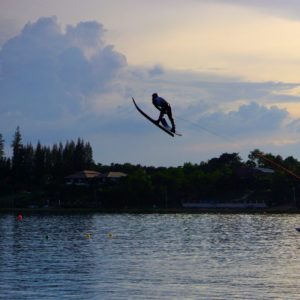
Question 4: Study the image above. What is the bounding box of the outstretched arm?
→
[153,103,162,111]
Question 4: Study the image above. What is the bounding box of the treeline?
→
[1,127,300,209]
[98,151,300,209]
[0,127,94,193]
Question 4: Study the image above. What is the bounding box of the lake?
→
[1,213,300,299]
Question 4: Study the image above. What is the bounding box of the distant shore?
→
[1,206,300,214]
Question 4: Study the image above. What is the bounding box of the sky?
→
[1,0,300,166]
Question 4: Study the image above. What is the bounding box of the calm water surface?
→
[1,213,300,299]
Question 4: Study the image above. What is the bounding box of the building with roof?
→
[65,170,127,186]
[65,170,101,186]
[98,172,127,183]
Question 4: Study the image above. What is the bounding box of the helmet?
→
[152,93,158,98]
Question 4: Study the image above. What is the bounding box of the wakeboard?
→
[132,98,182,137]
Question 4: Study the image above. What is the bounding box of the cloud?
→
[0,16,126,124]
[1,16,300,165]
[287,117,300,133]
[65,21,105,49]
[190,102,289,137]
[148,64,164,77]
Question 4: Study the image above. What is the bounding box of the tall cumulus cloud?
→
[0,16,126,122]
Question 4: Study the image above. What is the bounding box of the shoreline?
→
[1,207,300,214]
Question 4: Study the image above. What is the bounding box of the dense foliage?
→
[1,127,300,209]
[0,127,93,195]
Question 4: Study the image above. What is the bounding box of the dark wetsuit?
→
[152,95,175,132]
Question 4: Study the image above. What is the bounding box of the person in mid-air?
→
[152,93,176,133]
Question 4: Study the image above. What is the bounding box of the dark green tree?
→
[0,133,4,159]
[33,141,46,186]
[64,140,76,175]
[51,142,64,183]
[0,133,11,194]
[83,141,94,168]
[73,138,94,171]
[11,126,24,186]
[23,143,34,189]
